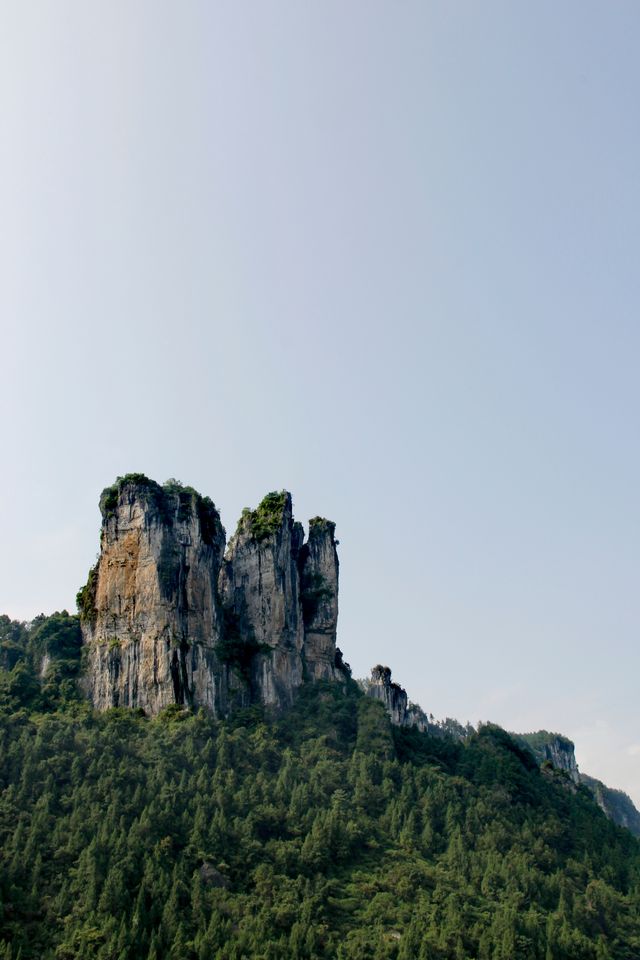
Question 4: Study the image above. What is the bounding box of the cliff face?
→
[78,477,342,715]
[516,732,580,784]
[516,733,640,834]
[79,477,229,714]
[363,665,409,726]
[363,671,640,836]
[298,518,340,682]
[579,774,640,837]
[361,666,473,741]
[218,492,306,708]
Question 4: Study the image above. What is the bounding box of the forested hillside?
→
[1,613,640,959]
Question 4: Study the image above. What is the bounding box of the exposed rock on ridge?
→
[360,666,473,740]
[579,774,640,837]
[363,667,640,836]
[517,732,640,836]
[363,665,408,726]
[516,731,580,784]
[79,476,343,715]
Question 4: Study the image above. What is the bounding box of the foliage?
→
[99,473,159,518]
[517,730,575,755]
[76,563,99,624]
[0,612,83,715]
[0,616,28,671]
[1,617,640,958]
[308,516,336,537]
[241,491,289,542]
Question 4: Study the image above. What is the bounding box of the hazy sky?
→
[1,2,639,804]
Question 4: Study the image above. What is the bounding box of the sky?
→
[1,2,639,804]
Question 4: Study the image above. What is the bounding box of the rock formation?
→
[298,518,340,682]
[363,669,640,837]
[78,475,343,715]
[515,732,580,784]
[361,666,473,740]
[579,774,640,837]
[363,665,409,726]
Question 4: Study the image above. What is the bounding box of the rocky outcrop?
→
[516,732,580,784]
[78,476,343,715]
[79,476,230,714]
[298,518,340,682]
[218,492,306,707]
[363,666,409,726]
[360,666,473,740]
[361,666,640,837]
[218,501,341,706]
[516,732,640,835]
[579,774,640,837]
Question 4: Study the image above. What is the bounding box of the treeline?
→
[0,614,639,959]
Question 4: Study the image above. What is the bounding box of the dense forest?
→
[1,613,640,959]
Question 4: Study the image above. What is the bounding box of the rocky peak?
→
[515,732,580,784]
[298,518,340,683]
[78,477,343,715]
[79,475,228,714]
[218,491,306,706]
[579,774,640,837]
[364,665,409,726]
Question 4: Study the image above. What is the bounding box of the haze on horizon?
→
[1,3,639,805]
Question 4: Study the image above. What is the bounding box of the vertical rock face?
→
[361,666,472,740]
[365,665,408,726]
[218,492,306,707]
[298,518,340,682]
[79,477,230,714]
[579,774,640,837]
[79,477,342,715]
[538,737,580,784]
[516,732,580,784]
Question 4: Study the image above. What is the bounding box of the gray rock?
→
[218,492,306,707]
[579,773,640,837]
[364,665,408,726]
[299,517,340,682]
[79,478,341,715]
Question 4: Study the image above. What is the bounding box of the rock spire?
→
[78,475,344,715]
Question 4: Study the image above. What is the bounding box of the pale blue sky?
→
[1,2,639,802]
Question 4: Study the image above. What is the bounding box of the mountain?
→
[1,475,640,959]
[359,665,640,839]
[77,475,345,715]
[517,731,640,838]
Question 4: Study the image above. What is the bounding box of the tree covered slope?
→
[1,613,639,960]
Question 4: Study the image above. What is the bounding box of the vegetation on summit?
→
[240,491,289,542]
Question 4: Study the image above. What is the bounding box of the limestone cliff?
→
[218,492,306,707]
[298,518,340,682]
[362,669,640,836]
[362,665,409,726]
[579,774,640,837]
[218,496,342,705]
[516,731,580,784]
[360,666,473,740]
[78,476,342,715]
[78,476,229,714]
